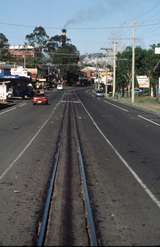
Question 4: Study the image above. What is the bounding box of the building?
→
[0,63,34,98]
[9,45,36,58]
[81,52,113,67]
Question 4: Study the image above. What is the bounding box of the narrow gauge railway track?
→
[35,93,98,246]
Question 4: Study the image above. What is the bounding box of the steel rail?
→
[36,96,98,246]
[72,103,98,246]
[36,147,60,246]
[36,104,67,246]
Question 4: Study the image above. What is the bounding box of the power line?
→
[52,52,79,56]
[1,20,160,30]
[135,0,160,22]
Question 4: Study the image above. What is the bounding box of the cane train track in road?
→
[35,91,98,246]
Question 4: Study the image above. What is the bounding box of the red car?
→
[32,94,48,105]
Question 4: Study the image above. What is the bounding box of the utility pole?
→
[112,41,117,98]
[131,22,136,104]
[100,48,112,97]
[23,55,26,69]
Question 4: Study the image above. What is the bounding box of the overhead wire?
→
[1,20,160,30]
[135,0,160,22]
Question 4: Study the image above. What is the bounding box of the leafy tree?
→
[25,26,49,48]
[50,43,80,84]
[116,47,132,96]
[144,44,160,96]
[116,44,160,97]
[25,27,79,83]
[0,33,10,61]
[25,26,49,65]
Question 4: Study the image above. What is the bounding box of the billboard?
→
[136,75,150,88]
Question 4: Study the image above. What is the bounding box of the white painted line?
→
[61,100,81,104]
[0,99,62,180]
[105,100,129,112]
[79,98,160,209]
[138,115,160,127]
[18,102,27,107]
[0,106,17,116]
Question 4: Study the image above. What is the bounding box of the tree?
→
[116,44,160,97]
[25,26,49,65]
[25,26,49,48]
[116,47,132,96]
[50,43,80,84]
[25,27,79,84]
[144,44,160,97]
[0,33,10,61]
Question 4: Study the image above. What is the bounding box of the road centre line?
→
[0,106,17,116]
[104,100,129,112]
[138,115,160,127]
[78,98,160,209]
[0,96,64,181]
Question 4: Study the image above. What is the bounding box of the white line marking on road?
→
[0,99,62,180]
[79,98,160,209]
[105,100,129,112]
[18,102,27,107]
[0,106,17,116]
[138,115,160,127]
[61,100,81,104]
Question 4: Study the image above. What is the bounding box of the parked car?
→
[96,90,104,97]
[57,84,63,90]
[32,94,48,105]
[6,88,13,99]
[134,88,143,95]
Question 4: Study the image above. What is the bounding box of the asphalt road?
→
[0,87,160,245]
[0,89,65,245]
[77,88,160,246]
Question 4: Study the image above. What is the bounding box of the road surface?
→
[0,87,160,246]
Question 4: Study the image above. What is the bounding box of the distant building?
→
[9,45,36,58]
[80,66,105,80]
[81,52,113,67]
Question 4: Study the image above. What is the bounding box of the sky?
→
[1,0,160,54]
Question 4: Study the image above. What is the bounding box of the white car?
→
[6,88,13,99]
[96,90,104,97]
[57,84,63,90]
